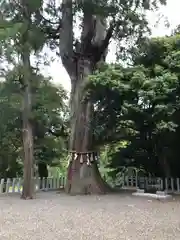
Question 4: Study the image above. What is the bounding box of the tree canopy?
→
[0,70,68,179]
[88,33,180,178]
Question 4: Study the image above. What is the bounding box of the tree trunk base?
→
[21,183,35,200]
[21,193,34,200]
[65,162,112,195]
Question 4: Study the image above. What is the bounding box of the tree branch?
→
[60,0,74,76]
[81,13,95,55]
[96,22,114,62]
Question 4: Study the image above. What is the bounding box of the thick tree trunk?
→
[59,0,113,195]
[21,117,34,199]
[65,58,109,195]
[21,51,34,200]
[19,1,35,199]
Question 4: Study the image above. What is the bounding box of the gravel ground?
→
[0,192,180,240]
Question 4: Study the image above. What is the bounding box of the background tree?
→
[0,0,52,198]
[87,32,180,181]
[0,68,68,192]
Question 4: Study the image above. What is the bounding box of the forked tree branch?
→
[97,22,114,62]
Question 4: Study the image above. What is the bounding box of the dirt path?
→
[0,192,180,239]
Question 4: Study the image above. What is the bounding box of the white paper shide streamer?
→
[80,154,83,163]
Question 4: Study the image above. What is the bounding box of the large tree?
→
[0,0,48,198]
[54,0,167,194]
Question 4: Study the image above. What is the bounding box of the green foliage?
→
[0,70,68,178]
[39,0,167,56]
[87,33,180,178]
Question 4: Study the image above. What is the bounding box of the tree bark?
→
[21,116,34,199]
[21,53,34,199]
[65,58,109,194]
[20,2,34,199]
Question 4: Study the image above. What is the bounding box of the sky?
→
[41,0,180,93]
